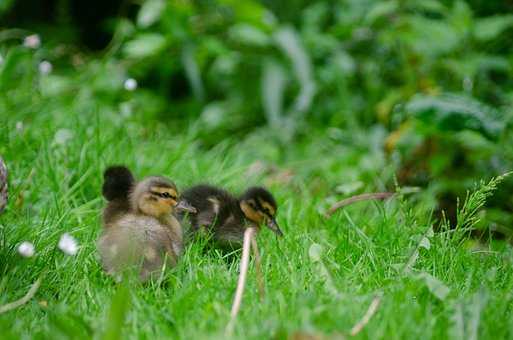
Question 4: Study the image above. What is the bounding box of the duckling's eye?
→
[164,192,178,200]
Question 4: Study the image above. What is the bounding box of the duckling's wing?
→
[180,185,236,233]
[180,185,232,211]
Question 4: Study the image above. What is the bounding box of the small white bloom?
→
[39,61,53,75]
[18,241,35,257]
[16,121,24,132]
[124,78,137,91]
[58,233,78,256]
[23,34,41,49]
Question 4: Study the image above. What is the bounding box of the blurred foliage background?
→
[1,0,513,237]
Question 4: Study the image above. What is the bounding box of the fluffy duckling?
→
[98,166,194,281]
[180,185,282,247]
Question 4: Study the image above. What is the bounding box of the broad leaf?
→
[274,26,316,118]
[417,272,450,301]
[475,15,513,41]
[262,58,286,127]
[181,44,204,101]
[123,34,167,58]
[404,94,504,140]
[228,24,270,47]
[137,0,165,28]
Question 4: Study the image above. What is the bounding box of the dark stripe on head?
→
[241,186,277,210]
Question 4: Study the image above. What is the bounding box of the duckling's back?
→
[102,166,135,227]
[179,185,249,247]
[98,214,181,281]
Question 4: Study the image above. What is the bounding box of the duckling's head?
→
[239,187,283,236]
[131,177,194,218]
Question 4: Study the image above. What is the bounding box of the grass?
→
[1,85,513,339]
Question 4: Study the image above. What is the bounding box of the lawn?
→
[1,98,513,339]
[2,0,513,337]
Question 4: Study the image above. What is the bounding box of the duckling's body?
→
[98,213,182,280]
[180,184,282,248]
[98,167,192,281]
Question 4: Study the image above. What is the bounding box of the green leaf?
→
[137,0,165,28]
[449,289,488,340]
[404,94,504,140]
[181,44,204,101]
[228,24,270,47]
[308,243,323,262]
[0,0,14,14]
[418,235,431,250]
[262,58,286,128]
[417,272,450,301]
[365,0,398,24]
[397,16,460,56]
[218,0,272,28]
[274,26,316,118]
[410,0,446,14]
[102,285,131,340]
[123,34,167,58]
[475,15,513,41]
[0,47,31,90]
[335,181,364,195]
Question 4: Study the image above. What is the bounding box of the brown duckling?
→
[98,166,195,281]
[179,185,282,248]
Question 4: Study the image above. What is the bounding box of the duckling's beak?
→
[175,200,197,213]
[266,218,283,237]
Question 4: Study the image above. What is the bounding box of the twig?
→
[226,227,256,336]
[251,236,265,301]
[325,192,395,217]
[349,293,382,336]
[0,278,42,314]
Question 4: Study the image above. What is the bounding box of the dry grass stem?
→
[326,193,394,217]
[0,278,42,314]
[226,227,256,335]
[349,294,382,336]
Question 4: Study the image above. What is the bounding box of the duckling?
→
[97,166,195,281]
[180,185,282,248]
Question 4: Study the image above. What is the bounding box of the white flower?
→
[39,61,53,75]
[23,34,41,49]
[58,233,78,256]
[16,121,24,132]
[18,241,35,257]
[124,78,137,91]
